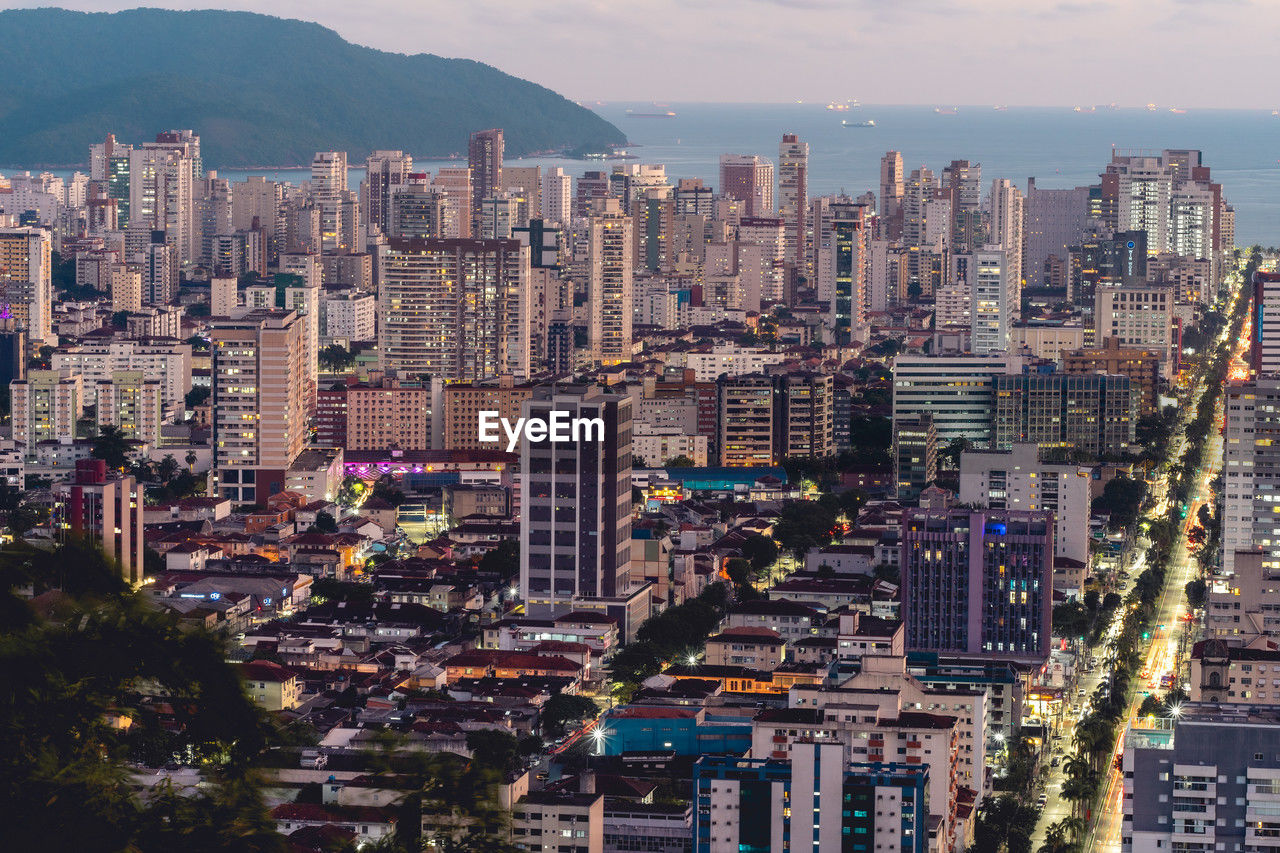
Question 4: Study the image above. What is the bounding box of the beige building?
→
[209,310,308,504]
[442,377,536,450]
[717,373,775,467]
[1093,283,1175,374]
[1063,336,1163,416]
[11,369,82,452]
[586,199,634,366]
[377,238,531,381]
[511,791,604,853]
[632,427,708,468]
[286,448,344,504]
[238,661,302,711]
[705,626,786,670]
[0,227,53,343]
[347,377,431,450]
[1011,324,1086,362]
[52,339,191,414]
[96,371,163,447]
[110,264,142,313]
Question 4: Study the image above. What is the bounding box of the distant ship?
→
[934,107,958,115]
[993,105,1008,111]
[1169,107,1187,114]
[842,119,876,127]
[1146,103,1158,111]
[625,110,676,118]
[1073,105,1096,113]
[826,102,851,111]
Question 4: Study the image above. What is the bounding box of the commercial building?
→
[892,414,936,502]
[694,744,929,853]
[1123,703,1280,853]
[1062,336,1163,416]
[209,310,308,504]
[1093,282,1175,373]
[376,238,530,381]
[901,488,1054,663]
[719,154,774,217]
[519,386,635,622]
[959,442,1092,566]
[991,372,1136,456]
[1023,179,1089,289]
[891,354,1023,446]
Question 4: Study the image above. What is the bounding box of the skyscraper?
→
[987,179,1024,310]
[879,150,905,236]
[777,134,808,267]
[1252,271,1280,375]
[1023,179,1089,289]
[823,201,868,343]
[311,151,348,252]
[519,385,633,616]
[363,150,413,234]
[542,167,572,226]
[719,154,774,217]
[969,247,1013,354]
[0,227,52,344]
[468,129,504,233]
[376,238,530,381]
[1222,377,1280,577]
[209,310,308,504]
[585,198,633,366]
[388,175,446,239]
[902,489,1053,663]
[129,135,196,265]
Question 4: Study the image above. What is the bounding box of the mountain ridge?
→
[0,7,625,168]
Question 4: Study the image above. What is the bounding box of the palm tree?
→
[185,449,198,471]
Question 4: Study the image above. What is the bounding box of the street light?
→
[591,725,608,755]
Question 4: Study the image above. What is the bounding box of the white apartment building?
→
[52,339,191,412]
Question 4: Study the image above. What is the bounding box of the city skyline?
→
[12,0,1280,109]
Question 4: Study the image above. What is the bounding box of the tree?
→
[541,693,598,735]
[664,454,696,468]
[184,386,210,409]
[156,454,180,484]
[740,533,778,574]
[90,424,131,471]
[465,729,520,774]
[938,437,973,469]
[319,343,356,372]
[185,449,198,470]
[371,474,406,507]
[773,500,837,556]
[1184,578,1207,609]
[478,539,519,582]
[312,511,338,534]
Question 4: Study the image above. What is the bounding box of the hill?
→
[0,7,625,167]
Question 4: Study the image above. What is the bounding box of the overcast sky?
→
[17,0,1280,108]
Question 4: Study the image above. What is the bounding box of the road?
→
[1032,270,1246,851]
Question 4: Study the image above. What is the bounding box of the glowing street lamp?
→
[591,725,608,755]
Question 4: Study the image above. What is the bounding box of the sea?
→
[18,103,1280,245]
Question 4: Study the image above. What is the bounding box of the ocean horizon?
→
[11,102,1279,245]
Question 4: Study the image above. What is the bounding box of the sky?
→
[12,0,1280,109]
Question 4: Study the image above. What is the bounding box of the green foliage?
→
[309,578,375,606]
[372,474,407,508]
[184,386,211,409]
[0,8,624,166]
[464,729,521,774]
[318,343,356,373]
[740,534,778,574]
[968,795,1037,853]
[607,584,730,684]
[664,454,696,468]
[1184,578,1207,609]
[478,539,519,582]
[773,500,837,555]
[540,694,598,736]
[311,510,338,534]
[1091,474,1147,530]
[0,540,284,852]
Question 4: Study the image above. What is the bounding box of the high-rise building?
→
[992,372,1136,456]
[719,154,774,217]
[54,459,145,585]
[893,414,937,502]
[95,370,163,448]
[942,159,983,251]
[52,339,192,412]
[774,372,834,460]
[969,247,1013,354]
[468,129,504,233]
[110,264,142,313]
[518,385,633,615]
[717,373,775,467]
[342,377,433,450]
[281,279,320,414]
[311,151,349,252]
[1062,337,1163,416]
[209,310,308,504]
[0,226,53,342]
[129,134,197,265]
[902,489,1053,663]
[1093,282,1175,373]
[542,168,572,226]
[388,175,446,239]
[960,442,1093,567]
[362,150,413,233]
[1023,179,1089,289]
[432,166,473,238]
[90,133,133,226]
[1252,271,1280,375]
[1222,377,1280,578]
[737,217,787,306]
[777,134,808,267]
[818,201,868,343]
[879,150,905,233]
[10,369,82,452]
[585,199,633,366]
[891,354,1023,446]
[231,176,284,259]
[1122,703,1280,852]
[987,179,1024,310]
[376,238,530,381]
[1202,550,1280,646]
[694,743,929,853]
